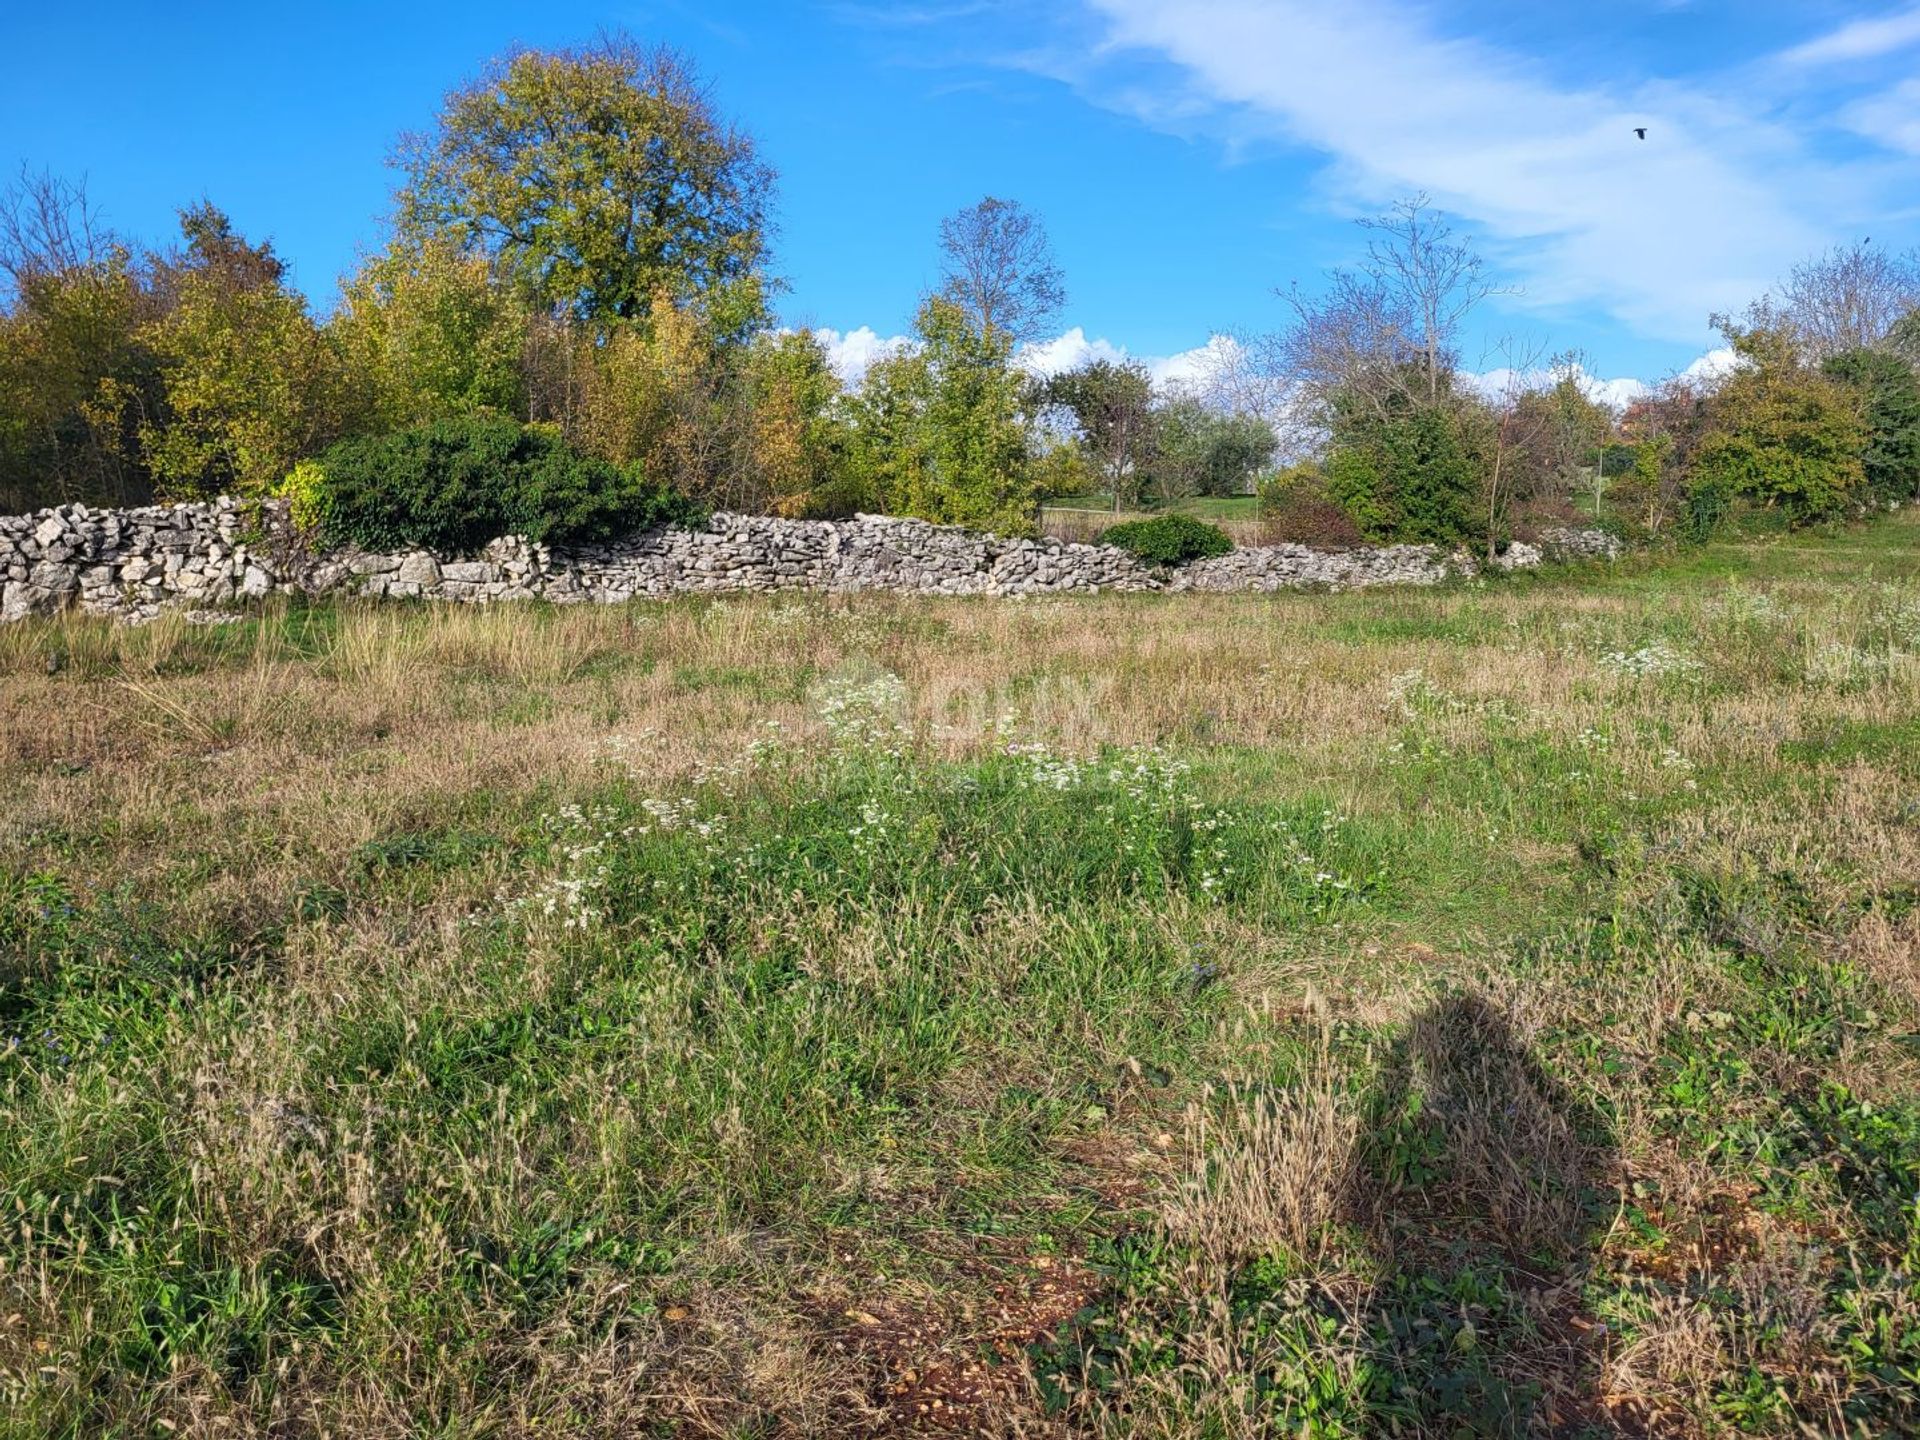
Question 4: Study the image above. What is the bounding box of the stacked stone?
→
[0,498,285,623]
[1176,542,1464,592]
[527,515,1167,599]
[0,496,1622,623]
[1537,526,1624,561]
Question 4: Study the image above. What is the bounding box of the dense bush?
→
[1321,445,1396,540]
[1326,406,1482,546]
[1679,470,1734,544]
[1257,463,1365,547]
[0,239,163,512]
[844,298,1041,536]
[1692,325,1867,527]
[1099,512,1233,565]
[1823,346,1920,507]
[310,416,700,554]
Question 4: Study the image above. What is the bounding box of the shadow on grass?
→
[1345,991,1619,1436]
[1028,991,1621,1436]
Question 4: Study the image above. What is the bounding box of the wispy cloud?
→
[1844,78,1920,155]
[1780,5,1920,67]
[1028,0,1899,343]
[823,2,1014,30]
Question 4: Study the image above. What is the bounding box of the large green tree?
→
[1148,399,1277,500]
[1041,359,1154,512]
[330,237,529,428]
[395,37,774,326]
[142,205,359,497]
[1323,376,1482,545]
[847,299,1038,534]
[737,330,855,516]
[1692,321,1867,526]
[1822,346,1920,507]
[0,171,163,510]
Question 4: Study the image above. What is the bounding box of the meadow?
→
[2,515,1917,1437]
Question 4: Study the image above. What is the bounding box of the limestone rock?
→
[0,493,1622,624]
[396,553,441,587]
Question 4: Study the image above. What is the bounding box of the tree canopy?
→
[1692,321,1868,526]
[1041,359,1154,510]
[847,298,1039,534]
[1823,345,1920,507]
[141,206,353,497]
[395,37,774,325]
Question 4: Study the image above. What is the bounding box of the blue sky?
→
[8,1,1920,396]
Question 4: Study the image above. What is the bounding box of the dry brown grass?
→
[4,519,1918,1436]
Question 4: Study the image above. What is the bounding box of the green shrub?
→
[1679,471,1734,544]
[277,459,331,534]
[312,416,700,554]
[1823,346,1920,507]
[1257,462,1365,547]
[1323,403,1482,545]
[1321,445,1397,540]
[1099,513,1233,565]
[1692,322,1867,528]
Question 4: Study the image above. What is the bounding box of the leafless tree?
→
[1476,336,1550,556]
[936,196,1065,346]
[1773,240,1920,361]
[1267,268,1421,426]
[0,166,112,295]
[1359,194,1508,404]
[1259,194,1507,430]
[1190,331,1316,459]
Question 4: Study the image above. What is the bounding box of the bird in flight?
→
[1634,127,1648,140]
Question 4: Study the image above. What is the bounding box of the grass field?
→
[2,516,1918,1436]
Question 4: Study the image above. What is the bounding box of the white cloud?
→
[813,323,1246,397]
[1147,334,1247,393]
[1464,363,1645,410]
[1581,374,1648,411]
[1459,344,1746,408]
[1057,0,1871,342]
[1678,345,1742,386]
[812,326,912,386]
[1844,78,1920,155]
[824,318,1737,417]
[1781,5,1920,67]
[1014,326,1132,378]
[1012,327,1247,394]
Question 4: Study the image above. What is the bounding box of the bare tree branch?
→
[1774,240,1920,361]
[935,196,1065,347]
[1256,194,1508,431]
[0,166,112,296]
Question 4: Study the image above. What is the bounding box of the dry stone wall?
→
[0,497,1620,623]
